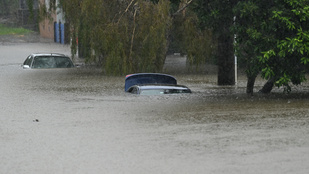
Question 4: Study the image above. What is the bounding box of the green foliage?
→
[233,0,278,79]
[0,24,32,35]
[191,0,237,32]
[190,0,237,85]
[169,2,216,70]
[40,0,214,75]
[58,0,171,75]
[38,0,56,22]
[232,0,309,93]
[26,0,34,20]
[132,0,171,72]
[259,0,309,91]
[183,15,215,68]
[40,0,309,93]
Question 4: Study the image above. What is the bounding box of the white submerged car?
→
[22,53,75,69]
[125,73,191,95]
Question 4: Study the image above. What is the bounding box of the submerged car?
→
[22,53,74,69]
[125,73,191,95]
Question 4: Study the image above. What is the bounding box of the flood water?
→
[1,43,309,174]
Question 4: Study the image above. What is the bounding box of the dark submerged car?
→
[125,73,191,95]
[22,53,74,69]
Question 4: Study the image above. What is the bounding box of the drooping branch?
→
[172,0,193,17]
[117,0,136,24]
[129,8,137,71]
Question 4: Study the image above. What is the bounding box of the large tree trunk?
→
[259,77,276,93]
[246,75,256,95]
[217,32,235,85]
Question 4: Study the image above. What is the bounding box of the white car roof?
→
[31,53,68,57]
[138,85,189,90]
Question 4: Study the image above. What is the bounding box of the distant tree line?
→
[30,0,309,93]
[185,0,309,93]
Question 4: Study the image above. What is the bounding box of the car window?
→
[140,89,165,95]
[32,56,74,68]
[54,57,74,68]
[164,89,191,94]
[23,56,33,66]
[131,87,138,94]
[32,56,55,68]
[140,88,191,95]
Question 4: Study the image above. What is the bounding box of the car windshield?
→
[32,56,74,68]
[140,88,191,95]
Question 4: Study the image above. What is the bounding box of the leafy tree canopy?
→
[190,0,237,85]
[53,0,213,75]
[40,0,309,93]
[232,0,309,93]
[261,0,309,92]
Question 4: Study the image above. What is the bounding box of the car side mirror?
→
[22,65,30,69]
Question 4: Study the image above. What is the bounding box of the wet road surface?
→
[1,43,309,173]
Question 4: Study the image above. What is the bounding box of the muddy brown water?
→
[1,43,309,173]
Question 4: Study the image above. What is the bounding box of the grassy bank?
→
[0,24,32,35]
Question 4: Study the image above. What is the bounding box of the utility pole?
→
[233,16,237,86]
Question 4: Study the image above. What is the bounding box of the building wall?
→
[56,0,65,24]
[38,0,67,43]
[38,0,56,39]
[39,16,56,39]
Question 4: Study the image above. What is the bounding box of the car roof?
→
[31,53,68,57]
[125,73,177,91]
[136,84,189,90]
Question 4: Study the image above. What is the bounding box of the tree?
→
[190,0,309,93]
[53,0,215,76]
[57,0,171,75]
[233,0,281,94]
[169,0,216,70]
[43,0,309,95]
[190,0,237,85]
[234,0,309,94]
[261,0,309,93]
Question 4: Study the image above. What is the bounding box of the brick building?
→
[38,0,56,39]
[39,0,67,44]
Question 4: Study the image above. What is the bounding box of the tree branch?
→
[117,0,136,24]
[172,0,193,17]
